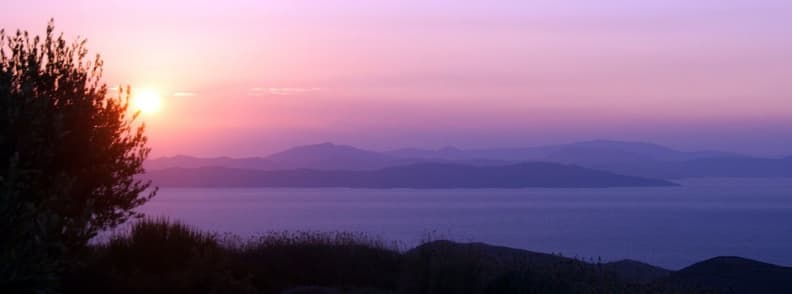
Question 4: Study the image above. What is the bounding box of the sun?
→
[132,88,162,114]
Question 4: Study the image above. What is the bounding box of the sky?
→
[2,0,792,157]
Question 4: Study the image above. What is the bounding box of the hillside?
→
[405,240,792,293]
[658,256,792,293]
[64,220,792,294]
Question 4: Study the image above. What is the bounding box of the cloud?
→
[248,87,321,96]
[172,91,197,97]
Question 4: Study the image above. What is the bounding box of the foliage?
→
[65,219,401,294]
[0,20,155,292]
[65,218,251,294]
[63,219,720,294]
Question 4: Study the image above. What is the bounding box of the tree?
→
[0,20,156,291]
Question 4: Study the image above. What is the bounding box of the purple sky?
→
[3,0,792,156]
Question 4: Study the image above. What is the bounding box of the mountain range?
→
[145,140,792,180]
[146,162,675,188]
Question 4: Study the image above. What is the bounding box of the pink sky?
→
[3,0,792,156]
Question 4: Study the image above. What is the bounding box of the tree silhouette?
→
[0,20,156,291]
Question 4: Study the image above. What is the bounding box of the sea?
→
[136,178,792,269]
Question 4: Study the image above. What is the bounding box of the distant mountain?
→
[146,140,791,179]
[388,145,551,161]
[144,155,275,170]
[145,162,676,188]
[550,140,741,163]
[599,156,792,179]
[146,143,519,172]
[389,140,792,179]
[547,141,693,167]
[388,140,742,163]
[658,256,792,293]
[146,143,410,171]
[264,142,407,170]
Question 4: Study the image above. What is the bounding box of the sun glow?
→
[132,88,162,114]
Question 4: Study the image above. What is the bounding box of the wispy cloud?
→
[172,91,197,97]
[248,87,321,96]
[268,87,321,96]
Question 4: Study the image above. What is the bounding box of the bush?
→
[63,219,708,294]
[64,219,252,294]
[234,231,402,292]
[65,219,400,294]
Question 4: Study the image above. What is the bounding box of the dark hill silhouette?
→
[63,224,792,294]
[658,256,792,293]
[601,259,671,284]
[406,240,571,271]
[145,162,676,188]
[412,241,792,293]
[405,240,631,290]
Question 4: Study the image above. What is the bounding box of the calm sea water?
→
[138,178,792,269]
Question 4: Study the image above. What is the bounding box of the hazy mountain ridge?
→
[145,140,791,179]
[264,142,406,170]
[388,140,743,162]
[144,155,276,170]
[145,142,519,171]
[599,156,792,179]
[145,162,676,188]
